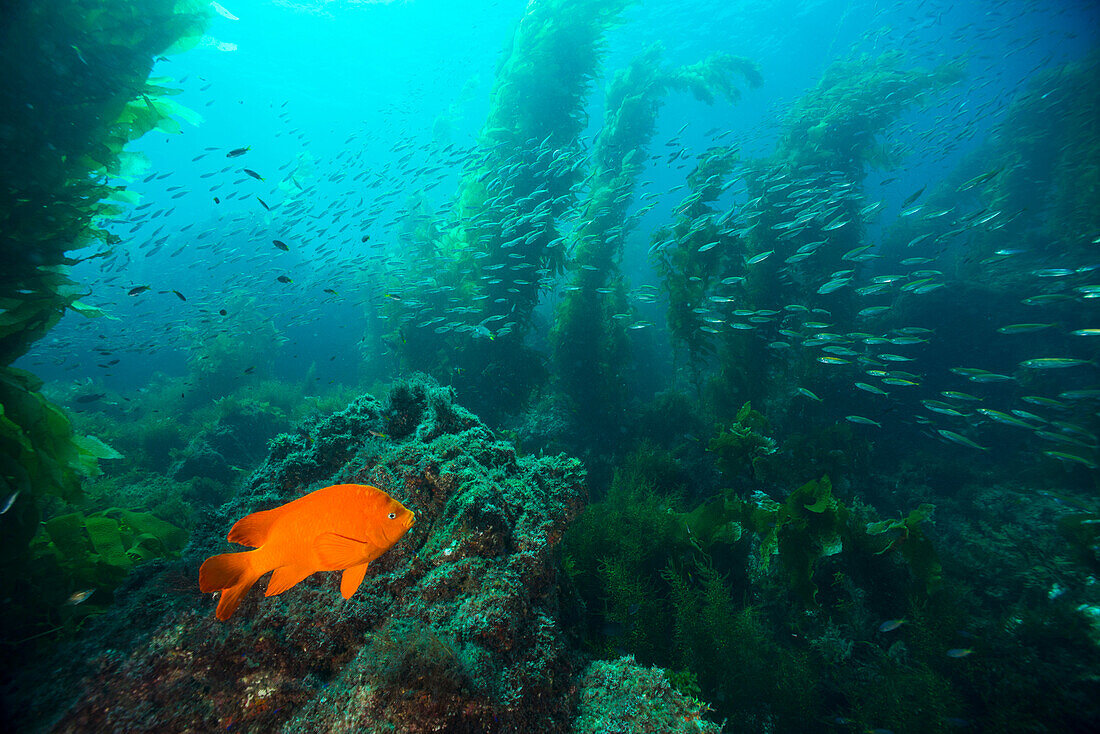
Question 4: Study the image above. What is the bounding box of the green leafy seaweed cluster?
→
[41,507,187,588]
[706,401,776,479]
[0,0,209,666]
[0,0,209,362]
[0,0,210,531]
[0,368,123,505]
[0,505,186,651]
[562,435,951,729]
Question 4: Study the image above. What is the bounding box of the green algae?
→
[652,145,742,369]
[42,507,188,585]
[0,6,1095,733]
[0,1,210,659]
[551,43,761,443]
[562,431,956,729]
[706,401,777,479]
[573,657,722,734]
[0,367,121,505]
[378,0,637,423]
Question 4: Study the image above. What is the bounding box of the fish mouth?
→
[382,513,414,544]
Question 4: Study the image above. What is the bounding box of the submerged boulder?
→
[168,398,290,484]
[20,374,593,732]
[167,432,234,483]
[573,656,722,734]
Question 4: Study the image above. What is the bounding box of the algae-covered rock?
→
[572,656,722,734]
[18,375,589,733]
[167,433,233,483]
[168,397,291,483]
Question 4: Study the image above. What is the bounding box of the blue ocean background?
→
[21,0,1096,393]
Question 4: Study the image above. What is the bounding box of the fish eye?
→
[388,512,397,520]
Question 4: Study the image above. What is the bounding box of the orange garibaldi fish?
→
[199,483,415,620]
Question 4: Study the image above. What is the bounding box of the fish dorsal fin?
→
[340,563,369,599]
[315,533,369,570]
[227,508,283,547]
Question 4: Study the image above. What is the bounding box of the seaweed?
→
[864,503,942,594]
[0,0,209,564]
[749,476,849,603]
[706,401,776,479]
[0,0,209,675]
[562,438,953,728]
[652,146,742,372]
[40,508,188,592]
[552,43,761,445]
[1,0,209,355]
[0,505,188,655]
[377,0,637,423]
[650,51,964,415]
[659,557,816,729]
[0,367,123,505]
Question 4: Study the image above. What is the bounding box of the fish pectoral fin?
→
[340,563,369,599]
[265,565,314,597]
[314,532,370,570]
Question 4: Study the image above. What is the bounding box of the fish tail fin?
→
[199,551,261,620]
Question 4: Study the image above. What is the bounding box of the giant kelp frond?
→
[0,0,210,640]
[652,147,741,366]
[554,43,759,432]
[0,367,122,505]
[778,51,964,168]
[485,0,638,148]
[668,53,763,106]
[378,0,637,422]
[0,0,210,291]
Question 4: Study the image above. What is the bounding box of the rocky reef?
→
[5,375,716,733]
[572,657,722,734]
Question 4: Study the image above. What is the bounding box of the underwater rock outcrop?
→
[16,374,594,732]
[168,398,291,483]
[572,656,721,734]
[168,433,234,483]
